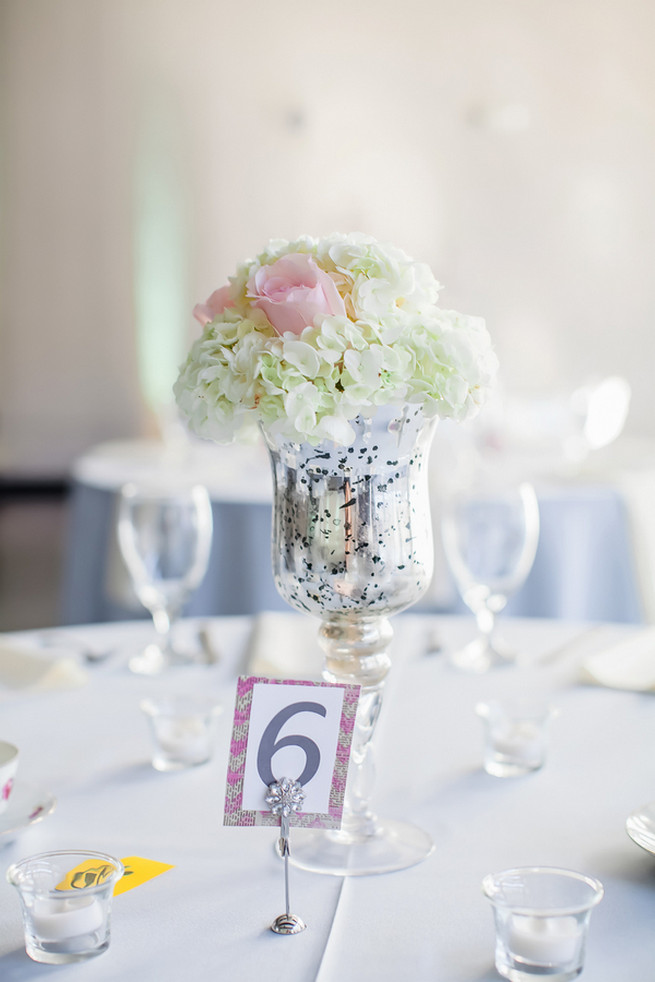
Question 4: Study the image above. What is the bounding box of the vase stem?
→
[319,614,393,687]
[319,613,392,839]
[340,685,383,838]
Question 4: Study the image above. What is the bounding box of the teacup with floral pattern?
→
[0,742,18,815]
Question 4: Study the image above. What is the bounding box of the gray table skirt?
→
[61,483,284,624]
[60,480,644,626]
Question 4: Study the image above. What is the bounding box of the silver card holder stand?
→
[266,777,307,935]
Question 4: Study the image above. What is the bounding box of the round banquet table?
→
[61,439,645,626]
[0,612,654,980]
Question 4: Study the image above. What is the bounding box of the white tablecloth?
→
[0,614,654,979]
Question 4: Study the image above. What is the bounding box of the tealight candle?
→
[482,866,604,982]
[7,849,123,964]
[31,896,104,942]
[477,700,555,777]
[157,717,209,757]
[507,914,581,965]
[141,695,222,771]
[492,721,542,758]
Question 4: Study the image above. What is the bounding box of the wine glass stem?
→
[152,607,173,654]
[475,605,495,647]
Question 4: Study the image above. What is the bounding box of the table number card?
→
[224,676,360,829]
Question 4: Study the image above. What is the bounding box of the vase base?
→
[287,820,434,876]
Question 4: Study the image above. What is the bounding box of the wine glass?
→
[441,477,539,672]
[117,480,213,674]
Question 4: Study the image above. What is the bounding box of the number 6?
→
[257,701,327,788]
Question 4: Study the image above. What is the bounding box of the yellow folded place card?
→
[56,856,173,895]
[113,856,174,895]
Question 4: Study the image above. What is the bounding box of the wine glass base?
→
[450,637,515,674]
[129,643,167,675]
[286,820,434,876]
[127,641,208,675]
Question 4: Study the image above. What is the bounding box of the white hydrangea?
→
[174,233,498,444]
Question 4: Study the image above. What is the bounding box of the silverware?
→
[196,625,220,664]
[36,632,114,664]
[424,630,443,656]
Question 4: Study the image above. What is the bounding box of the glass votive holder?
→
[141,693,222,771]
[476,699,556,777]
[6,849,123,964]
[482,866,604,981]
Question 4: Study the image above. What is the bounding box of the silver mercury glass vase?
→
[263,404,437,875]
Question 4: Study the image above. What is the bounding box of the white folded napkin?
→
[616,468,655,623]
[580,627,655,691]
[0,638,88,691]
[245,612,323,680]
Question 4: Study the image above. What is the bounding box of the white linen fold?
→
[0,638,88,691]
[244,612,323,680]
[580,627,655,691]
[616,468,655,623]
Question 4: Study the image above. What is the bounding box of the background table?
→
[61,439,645,626]
[0,613,654,979]
[63,439,279,623]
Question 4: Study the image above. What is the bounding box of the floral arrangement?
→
[174,233,498,445]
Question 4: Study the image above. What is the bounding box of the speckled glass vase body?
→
[263,406,437,873]
[264,405,436,673]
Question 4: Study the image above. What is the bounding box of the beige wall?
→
[2,0,654,474]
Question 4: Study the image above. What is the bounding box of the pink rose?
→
[193,285,234,326]
[247,253,346,336]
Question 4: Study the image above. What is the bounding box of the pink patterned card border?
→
[224,676,360,830]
